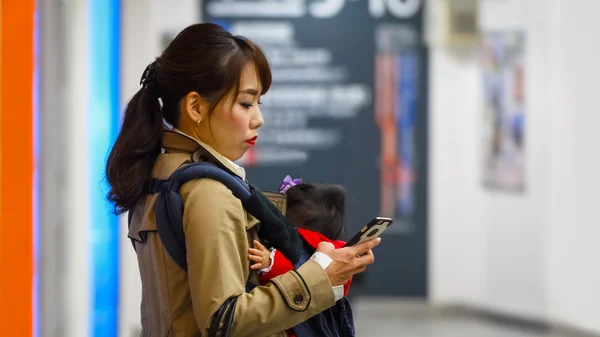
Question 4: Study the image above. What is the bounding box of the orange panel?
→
[0,1,35,336]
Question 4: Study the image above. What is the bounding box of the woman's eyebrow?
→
[239,88,259,96]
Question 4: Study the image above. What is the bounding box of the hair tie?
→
[140,60,157,88]
[280,175,303,194]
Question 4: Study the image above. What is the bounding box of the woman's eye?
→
[240,103,253,109]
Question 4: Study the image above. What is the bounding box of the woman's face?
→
[189,64,265,161]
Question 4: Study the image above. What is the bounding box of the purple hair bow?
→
[279,175,303,194]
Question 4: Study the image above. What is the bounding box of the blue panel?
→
[88,0,120,336]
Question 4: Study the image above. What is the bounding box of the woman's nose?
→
[251,108,264,129]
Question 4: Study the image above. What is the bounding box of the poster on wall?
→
[375,26,420,231]
[481,31,525,192]
[201,0,429,295]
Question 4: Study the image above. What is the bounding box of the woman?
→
[106,23,379,337]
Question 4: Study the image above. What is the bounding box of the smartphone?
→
[344,217,393,247]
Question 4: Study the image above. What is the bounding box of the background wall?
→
[120,0,600,335]
[38,1,91,336]
[546,0,600,332]
[429,0,600,334]
[23,0,599,336]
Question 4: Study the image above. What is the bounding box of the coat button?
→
[293,295,303,304]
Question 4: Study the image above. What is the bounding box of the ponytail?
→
[106,82,163,214]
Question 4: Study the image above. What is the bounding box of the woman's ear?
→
[183,91,209,124]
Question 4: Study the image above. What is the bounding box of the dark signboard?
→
[202,0,428,296]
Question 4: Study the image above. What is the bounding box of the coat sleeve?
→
[181,179,336,337]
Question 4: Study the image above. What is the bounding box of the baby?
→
[248,175,352,296]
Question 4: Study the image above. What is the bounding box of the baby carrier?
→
[130,161,355,337]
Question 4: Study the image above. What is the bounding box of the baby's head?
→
[282,179,347,241]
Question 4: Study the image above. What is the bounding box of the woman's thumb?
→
[316,241,335,255]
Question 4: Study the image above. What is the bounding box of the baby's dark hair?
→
[285,183,346,241]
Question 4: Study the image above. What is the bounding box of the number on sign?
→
[309,0,345,18]
[308,0,422,19]
[369,0,422,18]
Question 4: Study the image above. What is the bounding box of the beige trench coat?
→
[128,130,335,337]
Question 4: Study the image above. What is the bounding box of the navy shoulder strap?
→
[153,162,251,271]
[148,161,304,272]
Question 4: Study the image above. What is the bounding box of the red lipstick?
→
[246,135,258,146]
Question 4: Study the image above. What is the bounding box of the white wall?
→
[39,1,91,336]
[428,47,486,306]
[429,0,600,333]
[546,0,600,332]
[59,1,92,336]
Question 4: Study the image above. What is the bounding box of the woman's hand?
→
[316,238,381,287]
[248,240,272,270]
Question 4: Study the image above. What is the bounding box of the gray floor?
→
[352,299,588,337]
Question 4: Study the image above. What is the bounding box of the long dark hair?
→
[285,183,347,241]
[106,23,271,214]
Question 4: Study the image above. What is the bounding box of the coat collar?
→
[161,128,245,180]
